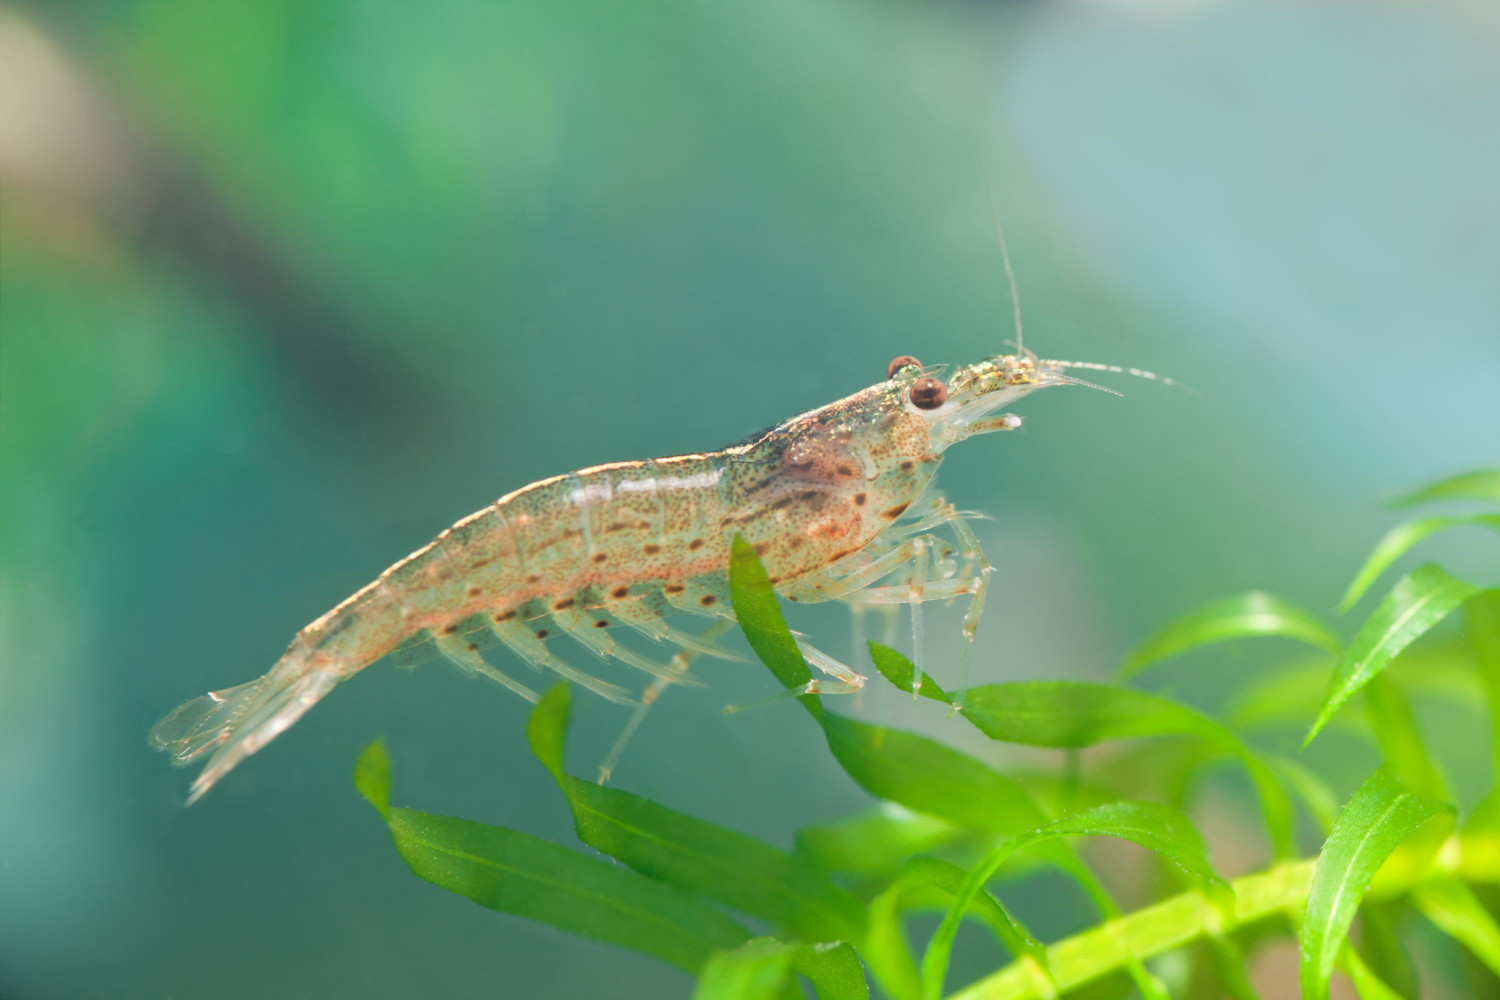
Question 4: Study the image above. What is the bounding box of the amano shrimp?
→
[151,348,1172,802]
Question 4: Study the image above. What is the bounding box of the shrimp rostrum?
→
[151,349,1151,802]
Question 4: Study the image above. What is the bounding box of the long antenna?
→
[980,161,1025,357]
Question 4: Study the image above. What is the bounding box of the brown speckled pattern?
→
[298,379,944,674]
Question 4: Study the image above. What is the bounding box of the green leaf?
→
[1342,947,1406,1000]
[1263,752,1341,834]
[1355,902,1420,1000]
[693,940,869,1000]
[354,740,748,972]
[694,939,797,1000]
[961,681,1226,747]
[353,738,392,817]
[924,801,1227,1000]
[1467,591,1500,773]
[961,681,1296,857]
[1120,591,1342,678]
[1388,467,1500,507]
[1306,565,1480,747]
[1363,673,1447,800]
[868,641,951,704]
[796,804,963,877]
[1299,768,1450,1000]
[527,685,866,943]
[1339,513,1500,610]
[866,858,1053,1000]
[1409,876,1500,978]
[820,712,1047,836]
[794,942,869,1000]
[730,534,820,719]
[1228,644,1482,735]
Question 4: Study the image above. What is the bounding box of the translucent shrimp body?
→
[151,352,1097,802]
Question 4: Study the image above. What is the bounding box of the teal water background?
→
[2,2,1498,997]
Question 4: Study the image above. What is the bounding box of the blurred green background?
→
[1,1,1497,997]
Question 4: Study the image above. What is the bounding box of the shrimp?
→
[150,348,1171,803]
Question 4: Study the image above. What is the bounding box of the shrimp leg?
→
[435,632,541,702]
[724,636,866,714]
[493,620,635,704]
[840,505,993,709]
[597,620,736,784]
[550,608,704,687]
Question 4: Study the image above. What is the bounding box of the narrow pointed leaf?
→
[1363,674,1447,799]
[1388,467,1500,507]
[1339,513,1500,610]
[961,681,1296,857]
[1300,768,1450,1000]
[694,940,869,1000]
[528,685,865,942]
[730,534,820,719]
[1121,591,1342,678]
[794,942,870,1000]
[1468,591,1500,773]
[1306,565,1479,747]
[1342,948,1405,1000]
[354,740,748,972]
[796,804,962,877]
[820,712,1048,835]
[694,939,797,1000]
[870,863,1056,1000]
[924,801,1229,1000]
[1410,876,1500,977]
[869,641,951,704]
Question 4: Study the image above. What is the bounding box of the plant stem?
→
[948,830,1500,1000]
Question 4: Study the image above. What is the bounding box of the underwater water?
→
[2,1,1498,997]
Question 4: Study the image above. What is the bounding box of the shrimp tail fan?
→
[149,658,340,804]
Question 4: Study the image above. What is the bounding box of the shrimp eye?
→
[887,355,923,379]
[909,377,947,410]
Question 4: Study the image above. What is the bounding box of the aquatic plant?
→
[354,468,1500,999]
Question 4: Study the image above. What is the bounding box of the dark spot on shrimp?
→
[466,643,478,652]
[595,619,609,628]
[769,495,796,511]
[553,598,575,610]
[494,610,516,622]
[700,594,717,606]
[442,623,459,634]
[853,493,867,506]
[527,574,542,584]
[664,583,685,594]
[753,542,769,555]
[593,552,608,563]
[883,502,911,520]
[643,543,661,555]
[790,537,806,549]
[606,521,629,533]
[835,463,854,477]
[611,585,629,599]
[900,461,915,472]
[467,586,482,597]
[799,489,820,501]
[536,629,550,639]
[471,554,497,569]
[830,548,857,562]
[689,538,705,550]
